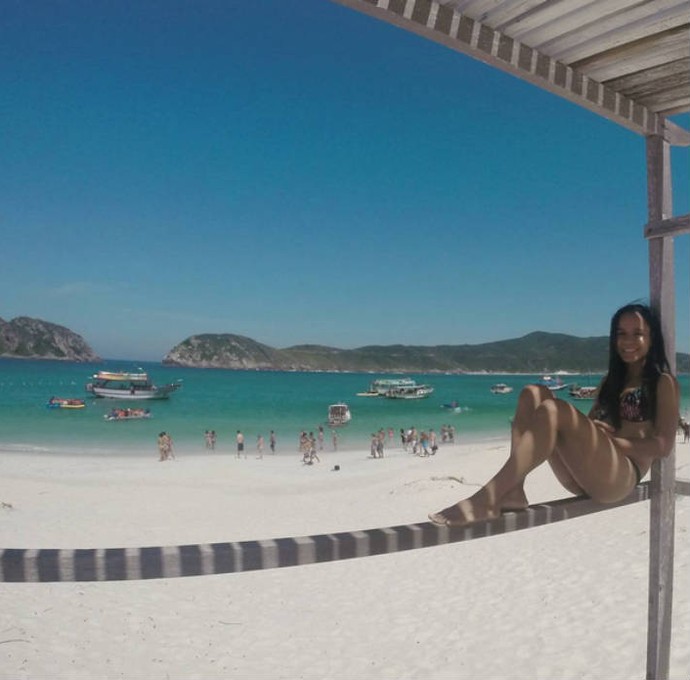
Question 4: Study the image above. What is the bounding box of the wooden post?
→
[645,133,676,680]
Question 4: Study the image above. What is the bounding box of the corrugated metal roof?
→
[333,0,690,144]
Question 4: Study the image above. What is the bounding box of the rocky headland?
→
[0,316,100,362]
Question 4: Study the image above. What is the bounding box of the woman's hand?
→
[592,419,615,434]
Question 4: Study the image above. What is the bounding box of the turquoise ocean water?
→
[1,358,687,457]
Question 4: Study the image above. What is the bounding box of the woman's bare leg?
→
[429,393,636,526]
[498,386,552,510]
[482,386,596,506]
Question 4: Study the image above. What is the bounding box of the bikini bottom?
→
[628,457,643,486]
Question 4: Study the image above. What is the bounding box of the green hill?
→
[163,331,690,373]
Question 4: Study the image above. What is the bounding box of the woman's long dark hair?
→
[597,303,671,427]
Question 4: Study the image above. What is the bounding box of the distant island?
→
[162,331,690,373]
[0,316,100,362]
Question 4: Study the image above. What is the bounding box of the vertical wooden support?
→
[645,133,676,680]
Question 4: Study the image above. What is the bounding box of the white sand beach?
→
[1,438,688,680]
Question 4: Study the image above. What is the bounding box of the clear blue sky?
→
[2,1,688,361]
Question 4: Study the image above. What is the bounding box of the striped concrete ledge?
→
[2,480,687,583]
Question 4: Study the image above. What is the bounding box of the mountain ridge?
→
[163,330,690,373]
[3,316,688,372]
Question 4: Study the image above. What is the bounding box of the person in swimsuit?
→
[429,303,679,527]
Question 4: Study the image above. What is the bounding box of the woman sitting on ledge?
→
[429,303,679,527]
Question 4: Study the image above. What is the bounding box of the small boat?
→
[86,370,181,400]
[536,375,570,391]
[359,377,418,397]
[569,385,598,400]
[490,383,514,394]
[47,397,86,409]
[384,384,434,400]
[104,408,152,421]
[328,403,352,426]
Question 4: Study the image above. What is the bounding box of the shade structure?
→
[330,2,688,678]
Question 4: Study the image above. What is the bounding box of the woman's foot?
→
[428,497,500,527]
[500,486,529,512]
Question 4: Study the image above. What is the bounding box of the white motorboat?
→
[328,403,352,426]
[490,383,514,394]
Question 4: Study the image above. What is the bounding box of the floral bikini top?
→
[592,386,651,424]
[619,387,651,422]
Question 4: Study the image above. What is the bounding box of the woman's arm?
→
[617,373,680,460]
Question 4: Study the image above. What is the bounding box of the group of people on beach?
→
[204,430,217,449]
[399,426,452,456]
[300,431,321,465]
[232,429,277,459]
[368,424,457,459]
[159,421,458,463]
[407,428,437,456]
[299,426,341,463]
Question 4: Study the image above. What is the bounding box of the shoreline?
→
[0,429,512,459]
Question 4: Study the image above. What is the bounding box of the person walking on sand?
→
[158,432,174,461]
[376,430,385,458]
[419,431,430,456]
[164,432,175,460]
[429,303,679,527]
[269,430,276,454]
[309,432,320,463]
[157,432,168,461]
[409,427,419,455]
[317,425,325,451]
[236,430,245,459]
[256,434,265,459]
[370,433,378,458]
[429,428,438,455]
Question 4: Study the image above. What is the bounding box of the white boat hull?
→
[385,387,434,400]
[104,413,153,421]
[87,385,178,400]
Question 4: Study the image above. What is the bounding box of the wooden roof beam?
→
[332,0,690,145]
[663,118,690,145]
[645,213,690,238]
[571,27,690,81]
